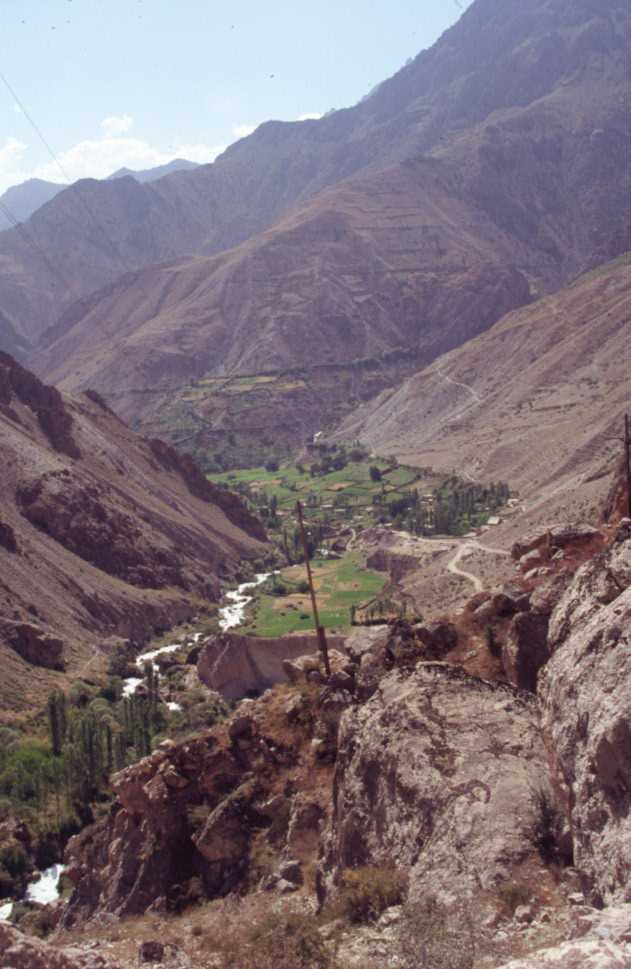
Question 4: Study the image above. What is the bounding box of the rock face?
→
[511,525,602,563]
[0,351,80,458]
[0,620,65,670]
[502,612,550,693]
[539,522,631,904]
[325,663,549,901]
[197,631,346,699]
[61,683,335,926]
[0,922,122,968]
[495,903,631,968]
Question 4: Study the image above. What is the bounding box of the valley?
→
[1,0,631,966]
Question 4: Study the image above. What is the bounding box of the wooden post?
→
[625,414,631,520]
[295,500,331,677]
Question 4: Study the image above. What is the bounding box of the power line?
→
[0,199,74,294]
[0,69,130,276]
[0,70,72,184]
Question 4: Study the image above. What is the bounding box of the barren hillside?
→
[336,254,631,503]
[0,353,265,714]
[31,162,532,442]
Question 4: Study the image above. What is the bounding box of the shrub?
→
[398,896,476,969]
[496,879,531,915]
[336,865,407,924]
[531,786,567,865]
[212,910,334,969]
[0,843,28,898]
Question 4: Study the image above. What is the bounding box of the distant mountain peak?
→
[107,158,199,183]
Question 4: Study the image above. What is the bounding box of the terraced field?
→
[238,552,386,637]
[210,460,434,530]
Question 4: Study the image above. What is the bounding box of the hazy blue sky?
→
[1,0,472,192]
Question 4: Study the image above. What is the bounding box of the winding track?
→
[353,530,510,593]
[446,540,509,592]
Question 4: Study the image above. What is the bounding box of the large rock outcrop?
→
[324,662,550,902]
[539,521,631,904]
[0,620,65,670]
[197,631,346,699]
[61,681,335,926]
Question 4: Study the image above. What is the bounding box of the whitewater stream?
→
[121,633,206,707]
[217,573,272,632]
[0,863,65,921]
[121,572,271,703]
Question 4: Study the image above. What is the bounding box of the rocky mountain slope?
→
[0,162,199,237]
[106,159,198,184]
[31,160,532,440]
[17,510,627,967]
[0,353,265,714]
[2,0,631,461]
[337,253,631,502]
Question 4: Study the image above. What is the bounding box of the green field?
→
[210,454,510,540]
[210,459,433,530]
[239,552,386,637]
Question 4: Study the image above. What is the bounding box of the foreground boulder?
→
[324,663,550,902]
[0,922,122,968]
[539,522,631,904]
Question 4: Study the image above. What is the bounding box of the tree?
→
[47,690,68,757]
[369,466,382,482]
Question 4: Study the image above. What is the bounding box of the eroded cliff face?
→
[539,520,631,905]
[61,682,338,926]
[60,622,557,933]
[324,664,548,903]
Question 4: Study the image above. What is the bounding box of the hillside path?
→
[447,539,510,592]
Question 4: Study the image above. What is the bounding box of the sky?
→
[0,0,473,194]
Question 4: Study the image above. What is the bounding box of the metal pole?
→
[625,414,631,520]
[295,500,331,677]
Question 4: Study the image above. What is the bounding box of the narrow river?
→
[122,572,271,699]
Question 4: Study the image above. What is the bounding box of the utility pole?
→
[625,414,631,520]
[295,501,331,677]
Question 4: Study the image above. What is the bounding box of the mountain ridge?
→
[4,0,631,347]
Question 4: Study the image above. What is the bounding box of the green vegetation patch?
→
[240,552,386,637]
